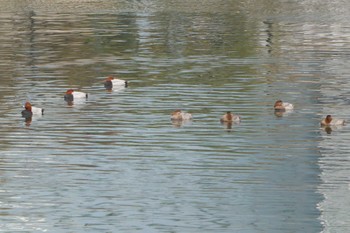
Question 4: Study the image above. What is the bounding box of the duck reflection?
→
[274,109,286,117]
[66,100,74,106]
[322,126,333,134]
[24,117,32,126]
[171,119,192,128]
[221,121,233,131]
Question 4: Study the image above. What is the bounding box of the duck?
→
[171,109,193,120]
[274,100,294,111]
[21,101,44,118]
[104,76,128,90]
[220,111,241,123]
[321,115,345,126]
[64,89,88,102]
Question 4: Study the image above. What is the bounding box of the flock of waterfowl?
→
[274,101,344,128]
[275,100,345,129]
[20,75,128,125]
[20,76,346,129]
[170,100,345,129]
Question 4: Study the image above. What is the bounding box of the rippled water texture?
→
[1,0,350,232]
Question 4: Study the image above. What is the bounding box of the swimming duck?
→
[220,111,241,123]
[64,89,88,102]
[321,115,345,126]
[21,101,44,118]
[274,100,294,111]
[171,109,193,120]
[104,76,128,90]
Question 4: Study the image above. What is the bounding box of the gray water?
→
[1,0,350,232]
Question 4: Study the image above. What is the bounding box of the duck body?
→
[64,89,88,102]
[171,110,193,120]
[274,100,294,111]
[104,76,128,90]
[321,115,345,126]
[220,111,241,123]
[31,106,44,115]
[282,102,294,110]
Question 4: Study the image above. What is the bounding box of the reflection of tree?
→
[4,6,260,87]
[159,12,255,57]
[5,12,140,86]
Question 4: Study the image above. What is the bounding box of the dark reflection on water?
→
[1,0,350,232]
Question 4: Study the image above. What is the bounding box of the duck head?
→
[171,109,182,119]
[274,100,285,111]
[104,76,114,90]
[64,89,74,102]
[325,115,332,124]
[24,101,32,111]
[226,111,232,121]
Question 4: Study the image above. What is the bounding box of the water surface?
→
[0,0,350,232]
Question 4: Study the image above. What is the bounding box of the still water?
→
[0,0,350,232]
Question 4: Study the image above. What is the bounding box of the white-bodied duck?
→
[21,101,44,118]
[104,76,128,90]
[171,109,193,121]
[64,89,88,102]
[321,115,345,126]
[274,100,294,111]
[220,111,241,123]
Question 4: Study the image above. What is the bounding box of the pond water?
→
[1,0,350,232]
